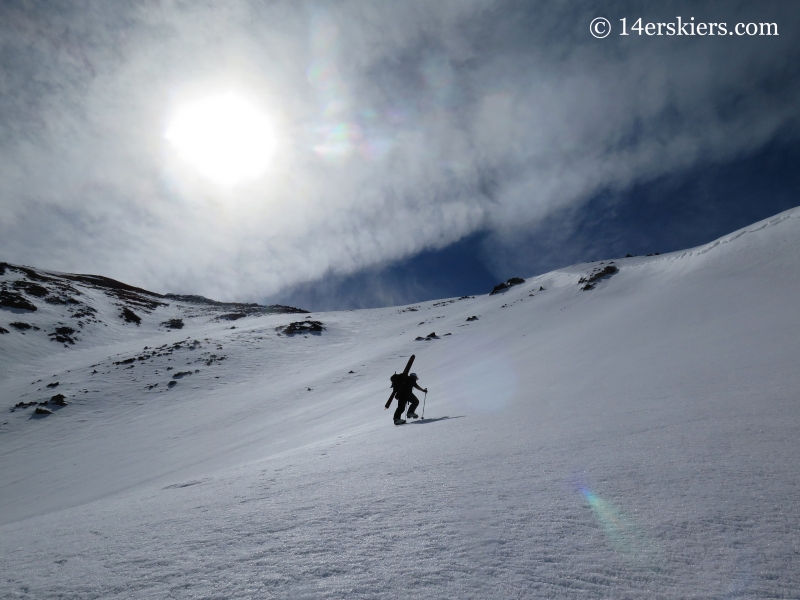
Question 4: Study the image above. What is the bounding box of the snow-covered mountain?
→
[2,207,799,599]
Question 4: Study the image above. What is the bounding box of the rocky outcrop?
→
[490,277,525,295]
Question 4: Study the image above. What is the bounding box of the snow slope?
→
[1,207,799,599]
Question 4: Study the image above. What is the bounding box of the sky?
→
[1,0,799,311]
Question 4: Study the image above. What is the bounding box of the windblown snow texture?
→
[1,208,800,599]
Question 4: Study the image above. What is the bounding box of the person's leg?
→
[393,398,407,421]
[406,394,419,417]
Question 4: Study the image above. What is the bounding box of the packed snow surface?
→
[1,208,799,598]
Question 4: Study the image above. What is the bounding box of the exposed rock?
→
[161,318,184,329]
[34,407,53,415]
[171,371,193,379]
[71,306,97,318]
[466,316,478,321]
[218,313,246,321]
[165,293,308,314]
[120,307,141,325]
[578,265,618,291]
[490,277,525,295]
[61,274,167,311]
[45,295,81,305]
[46,382,59,388]
[5,265,54,282]
[49,327,77,344]
[10,322,32,330]
[0,326,8,335]
[0,291,37,311]
[48,394,68,406]
[12,281,49,297]
[279,320,324,335]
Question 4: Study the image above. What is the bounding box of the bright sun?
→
[165,93,276,186]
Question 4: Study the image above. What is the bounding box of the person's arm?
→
[413,382,428,393]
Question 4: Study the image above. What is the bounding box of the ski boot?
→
[394,418,406,425]
[406,412,419,419]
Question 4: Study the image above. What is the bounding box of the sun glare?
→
[165,93,276,186]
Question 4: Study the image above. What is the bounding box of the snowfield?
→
[1,207,799,599]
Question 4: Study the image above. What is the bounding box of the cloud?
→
[1,0,799,302]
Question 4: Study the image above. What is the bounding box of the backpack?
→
[390,372,409,396]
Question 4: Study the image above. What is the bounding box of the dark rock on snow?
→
[161,318,184,329]
[578,265,618,291]
[49,327,77,344]
[279,320,324,335]
[416,332,440,341]
[490,277,525,295]
[219,313,247,321]
[120,307,141,325]
[45,295,77,305]
[12,280,49,297]
[48,394,68,406]
[0,291,37,311]
[171,371,193,379]
[165,293,308,315]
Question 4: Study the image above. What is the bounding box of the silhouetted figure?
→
[393,372,427,424]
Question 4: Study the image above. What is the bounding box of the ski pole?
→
[421,390,427,420]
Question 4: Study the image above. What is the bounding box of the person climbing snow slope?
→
[393,372,427,425]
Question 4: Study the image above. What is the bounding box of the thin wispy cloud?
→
[1,0,798,303]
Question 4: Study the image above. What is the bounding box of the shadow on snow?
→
[409,415,465,425]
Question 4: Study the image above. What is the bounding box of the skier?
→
[393,372,427,425]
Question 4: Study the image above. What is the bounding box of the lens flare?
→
[306,10,395,164]
[579,486,662,564]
